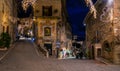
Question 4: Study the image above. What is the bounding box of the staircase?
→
[32,43,49,58]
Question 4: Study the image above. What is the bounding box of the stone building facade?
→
[33,0,72,55]
[113,0,120,64]
[0,0,3,34]
[85,0,120,64]
[0,0,17,42]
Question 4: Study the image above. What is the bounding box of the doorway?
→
[44,43,52,55]
[91,45,95,59]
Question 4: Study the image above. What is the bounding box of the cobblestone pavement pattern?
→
[0,40,120,71]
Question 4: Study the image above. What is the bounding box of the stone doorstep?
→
[95,58,112,65]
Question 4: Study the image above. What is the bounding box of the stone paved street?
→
[0,40,120,71]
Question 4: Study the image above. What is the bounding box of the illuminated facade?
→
[33,0,72,55]
[85,0,120,64]
[0,0,17,42]
[113,0,120,64]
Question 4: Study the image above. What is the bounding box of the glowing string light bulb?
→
[85,0,97,18]
[22,0,37,11]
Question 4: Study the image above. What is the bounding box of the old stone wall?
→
[0,0,17,42]
[85,0,114,61]
[113,0,120,64]
[0,0,3,34]
[85,0,120,64]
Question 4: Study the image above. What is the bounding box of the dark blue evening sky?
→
[66,0,97,41]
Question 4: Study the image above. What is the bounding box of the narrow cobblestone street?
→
[0,40,120,71]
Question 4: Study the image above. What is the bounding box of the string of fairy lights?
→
[100,0,113,23]
[21,0,97,18]
[85,0,97,18]
[22,0,37,12]
[2,0,114,26]
[2,0,96,25]
[3,0,113,23]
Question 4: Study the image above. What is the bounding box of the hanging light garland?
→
[100,6,113,23]
[85,0,97,18]
[100,0,113,23]
[22,0,37,11]
[21,0,96,18]
[6,0,96,24]
[21,0,97,18]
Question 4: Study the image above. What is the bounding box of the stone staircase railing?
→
[38,46,49,58]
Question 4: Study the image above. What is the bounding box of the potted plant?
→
[0,39,4,48]
[0,32,11,48]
